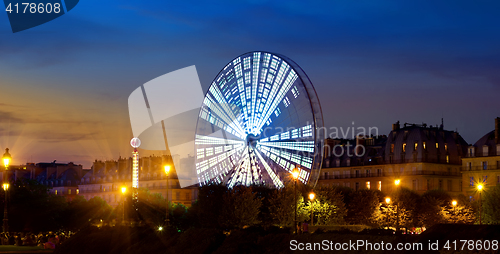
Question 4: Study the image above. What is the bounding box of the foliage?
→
[310,186,347,225]
[219,186,263,228]
[482,184,500,224]
[345,189,381,225]
[268,185,308,227]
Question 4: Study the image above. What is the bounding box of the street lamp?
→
[309,192,315,226]
[451,200,457,222]
[2,148,11,233]
[121,186,127,225]
[2,149,11,169]
[394,179,400,234]
[164,165,171,226]
[292,168,299,234]
[477,184,483,225]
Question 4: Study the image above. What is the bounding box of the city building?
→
[78,155,197,207]
[318,121,467,196]
[461,117,500,197]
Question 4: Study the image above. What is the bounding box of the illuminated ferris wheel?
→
[195,51,324,188]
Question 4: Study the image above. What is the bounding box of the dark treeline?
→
[4,179,500,233]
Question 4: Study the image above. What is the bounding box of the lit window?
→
[55,190,58,195]
[378,181,382,191]
[470,177,474,186]
[403,143,406,152]
[436,143,439,149]
[68,189,71,195]
[446,155,450,163]
[366,181,370,190]
[444,143,448,151]
[423,142,426,150]
[391,144,394,153]
[414,142,418,151]
[76,189,79,194]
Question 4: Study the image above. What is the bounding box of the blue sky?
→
[1,0,499,167]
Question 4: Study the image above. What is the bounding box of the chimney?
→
[392,121,400,131]
[495,117,500,144]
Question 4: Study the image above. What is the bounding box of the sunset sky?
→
[1,1,499,168]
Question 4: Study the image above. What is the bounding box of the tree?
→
[268,185,308,227]
[418,189,451,228]
[346,189,381,225]
[482,184,500,224]
[196,184,228,228]
[219,186,263,228]
[311,186,347,225]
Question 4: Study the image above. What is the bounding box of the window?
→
[468,162,472,170]
[378,181,382,191]
[447,180,452,191]
[324,172,329,180]
[365,169,371,177]
[377,168,382,176]
[444,143,448,152]
[344,171,350,178]
[355,182,359,191]
[436,143,439,149]
[185,192,190,200]
[427,179,430,190]
[470,177,474,187]
[403,143,406,152]
[423,142,426,150]
[345,182,350,188]
[391,144,395,153]
[76,189,79,194]
[355,170,360,177]
[497,176,500,185]
[483,161,488,170]
[497,161,500,169]
[446,155,450,163]
[438,179,443,189]
[483,175,488,183]
[366,181,370,190]
[68,189,71,195]
[55,190,58,195]
[414,142,418,151]
[176,192,181,201]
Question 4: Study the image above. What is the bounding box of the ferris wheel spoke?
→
[253,147,284,188]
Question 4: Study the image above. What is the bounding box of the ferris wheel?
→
[195,51,324,188]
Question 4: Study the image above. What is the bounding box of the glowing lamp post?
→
[309,192,315,226]
[164,165,171,226]
[394,179,400,234]
[451,200,457,222]
[121,186,127,225]
[2,148,11,233]
[477,184,483,225]
[292,168,299,234]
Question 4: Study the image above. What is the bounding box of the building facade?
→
[461,117,500,198]
[318,121,467,196]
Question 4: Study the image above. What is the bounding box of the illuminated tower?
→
[130,137,141,190]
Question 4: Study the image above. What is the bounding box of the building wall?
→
[318,162,462,195]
